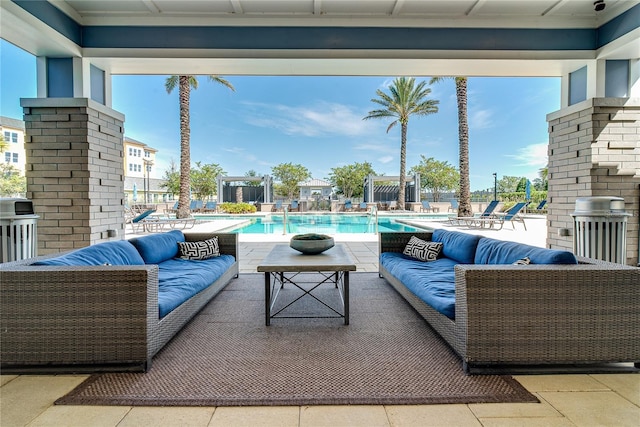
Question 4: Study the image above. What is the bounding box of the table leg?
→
[344,271,350,325]
[264,272,271,326]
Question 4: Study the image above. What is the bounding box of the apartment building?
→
[0,116,26,176]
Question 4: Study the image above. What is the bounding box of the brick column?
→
[21,98,125,254]
[547,98,640,266]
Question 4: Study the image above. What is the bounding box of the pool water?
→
[201,214,439,234]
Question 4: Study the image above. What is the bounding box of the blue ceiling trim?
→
[13,0,82,46]
[81,26,596,51]
[596,3,640,48]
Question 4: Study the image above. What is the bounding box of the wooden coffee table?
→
[257,244,356,325]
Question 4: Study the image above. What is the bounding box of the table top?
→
[257,244,356,273]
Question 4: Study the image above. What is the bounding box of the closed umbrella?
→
[525,180,531,201]
[133,183,138,202]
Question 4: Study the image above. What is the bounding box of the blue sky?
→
[1,39,559,191]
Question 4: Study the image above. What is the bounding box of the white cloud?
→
[469,109,494,129]
[378,155,394,164]
[506,143,548,168]
[243,101,371,137]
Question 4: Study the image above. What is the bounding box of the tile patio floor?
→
[2,217,639,426]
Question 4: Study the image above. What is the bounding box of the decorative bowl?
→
[289,233,335,255]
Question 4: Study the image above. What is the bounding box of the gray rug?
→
[56,273,537,406]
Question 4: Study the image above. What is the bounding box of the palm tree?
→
[363,77,439,210]
[165,75,235,218]
[430,76,472,218]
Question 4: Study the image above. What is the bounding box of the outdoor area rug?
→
[56,273,537,407]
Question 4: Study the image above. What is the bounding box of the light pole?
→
[144,159,154,204]
[492,172,497,202]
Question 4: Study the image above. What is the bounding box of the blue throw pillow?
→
[129,230,185,264]
[32,240,145,266]
[474,237,578,265]
[432,229,482,264]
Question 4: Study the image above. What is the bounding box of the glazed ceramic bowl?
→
[289,233,335,255]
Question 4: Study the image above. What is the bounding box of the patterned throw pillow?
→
[178,237,220,260]
[513,256,531,265]
[403,236,442,262]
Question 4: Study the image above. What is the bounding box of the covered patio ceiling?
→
[2,0,639,77]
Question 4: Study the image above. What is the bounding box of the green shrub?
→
[220,202,257,214]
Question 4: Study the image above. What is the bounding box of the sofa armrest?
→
[184,232,238,259]
[0,264,159,371]
[379,231,434,255]
[453,263,640,365]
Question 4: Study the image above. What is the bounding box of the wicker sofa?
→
[379,230,640,374]
[0,231,238,373]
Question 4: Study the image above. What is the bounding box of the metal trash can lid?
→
[571,196,629,216]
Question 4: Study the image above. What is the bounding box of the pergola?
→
[216,175,273,204]
[1,0,638,264]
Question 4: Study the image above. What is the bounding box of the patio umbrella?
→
[133,183,138,202]
[525,180,531,201]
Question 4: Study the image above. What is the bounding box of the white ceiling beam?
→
[391,0,405,16]
[466,0,487,16]
[542,0,569,16]
[141,1,161,14]
[313,0,322,15]
[230,0,244,14]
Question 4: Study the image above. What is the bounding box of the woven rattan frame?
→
[379,232,640,373]
[0,232,238,373]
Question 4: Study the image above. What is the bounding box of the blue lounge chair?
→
[421,201,439,213]
[468,202,528,230]
[534,200,547,211]
[189,200,203,212]
[448,199,459,212]
[128,209,156,232]
[203,201,217,213]
[358,202,368,212]
[289,200,299,212]
[273,200,283,212]
[449,200,500,226]
[344,200,353,211]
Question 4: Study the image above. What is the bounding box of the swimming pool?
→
[198,214,442,234]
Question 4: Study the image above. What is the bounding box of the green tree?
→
[430,76,472,217]
[536,166,548,191]
[328,162,376,200]
[165,75,235,218]
[363,77,439,210]
[498,176,521,193]
[244,170,263,187]
[160,159,180,196]
[409,156,459,202]
[0,134,9,153]
[271,162,311,200]
[0,163,26,197]
[190,161,226,202]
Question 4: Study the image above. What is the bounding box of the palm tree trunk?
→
[177,76,191,219]
[456,78,472,218]
[398,123,407,210]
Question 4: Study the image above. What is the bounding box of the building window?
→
[4,152,11,163]
[3,131,10,142]
[11,132,17,143]
[144,150,150,158]
[12,153,18,163]
[128,147,133,156]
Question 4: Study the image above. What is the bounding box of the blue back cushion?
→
[474,237,578,265]
[129,230,185,264]
[432,229,481,264]
[32,240,145,266]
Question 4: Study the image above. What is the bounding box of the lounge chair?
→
[135,215,197,233]
[203,201,217,213]
[344,200,353,211]
[189,200,203,212]
[128,209,157,232]
[534,200,547,211]
[420,201,440,213]
[466,202,528,230]
[448,199,459,212]
[289,200,299,212]
[273,200,283,212]
[358,202,368,212]
[388,201,397,211]
[448,200,499,226]
[164,200,179,214]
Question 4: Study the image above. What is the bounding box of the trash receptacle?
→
[0,198,39,263]
[570,196,630,264]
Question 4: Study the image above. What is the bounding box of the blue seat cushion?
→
[380,252,457,319]
[432,229,482,264]
[474,237,578,265]
[32,240,145,266]
[157,254,235,318]
[129,230,185,264]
